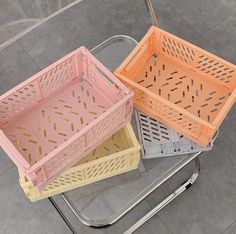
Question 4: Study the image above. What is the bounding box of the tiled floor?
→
[0,0,235,233]
[0,0,77,47]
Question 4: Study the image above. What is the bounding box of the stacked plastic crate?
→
[0,26,235,202]
[0,47,140,201]
[115,26,235,158]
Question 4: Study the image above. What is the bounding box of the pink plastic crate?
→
[0,47,133,190]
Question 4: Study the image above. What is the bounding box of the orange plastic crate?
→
[115,26,236,147]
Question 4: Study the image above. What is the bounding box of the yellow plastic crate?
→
[19,123,140,202]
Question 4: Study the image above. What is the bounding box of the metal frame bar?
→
[48,156,200,234]
[48,197,77,234]
[145,0,158,27]
[124,157,200,234]
[49,155,201,233]
[59,152,202,227]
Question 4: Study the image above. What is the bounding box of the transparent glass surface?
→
[91,36,138,72]
[61,36,199,226]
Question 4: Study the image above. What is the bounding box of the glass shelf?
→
[56,35,201,227]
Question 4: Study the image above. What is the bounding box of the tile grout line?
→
[159,3,209,43]
[167,0,233,34]
[221,219,236,234]
[18,40,42,70]
[0,18,42,70]
[174,3,234,44]
[0,165,15,178]
[157,214,175,234]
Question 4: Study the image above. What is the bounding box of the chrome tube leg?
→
[144,0,150,12]
[145,0,158,26]
[48,197,77,234]
[123,157,200,234]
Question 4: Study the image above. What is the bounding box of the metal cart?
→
[48,34,217,233]
[48,2,218,233]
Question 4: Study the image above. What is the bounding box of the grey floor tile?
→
[34,0,77,19]
[219,14,236,37]
[0,0,41,25]
[0,25,12,46]
[6,18,40,38]
[18,0,150,69]
[0,0,28,25]
[204,13,236,63]
[50,195,106,234]
[0,0,75,26]
[0,149,14,176]
[0,42,39,95]
[223,220,236,234]
[0,167,71,234]
[152,0,210,47]
[0,0,80,48]
[163,0,234,33]
[219,0,236,9]
[133,215,173,234]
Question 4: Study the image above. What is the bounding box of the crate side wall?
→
[115,29,155,81]
[0,51,82,127]
[83,51,130,105]
[123,80,214,147]
[19,142,140,201]
[157,28,236,90]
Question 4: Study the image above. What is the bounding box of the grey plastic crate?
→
[135,111,212,159]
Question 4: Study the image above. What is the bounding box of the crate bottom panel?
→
[135,111,212,158]
[133,53,231,124]
[4,79,113,166]
[19,124,140,202]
